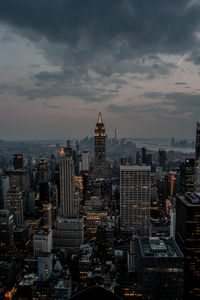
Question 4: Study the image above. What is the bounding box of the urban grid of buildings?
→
[0,112,199,299]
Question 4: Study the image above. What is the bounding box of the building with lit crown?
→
[94,112,106,179]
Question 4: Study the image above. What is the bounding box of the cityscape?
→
[1,1,200,299]
[0,112,199,299]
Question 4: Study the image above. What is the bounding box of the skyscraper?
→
[180,158,194,194]
[194,122,200,192]
[120,165,151,235]
[195,122,200,161]
[159,148,166,171]
[94,112,106,179]
[38,158,49,207]
[115,128,119,144]
[176,193,200,298]
[59,147,75,216]
[6,186,24,225]
[13,154,23,170]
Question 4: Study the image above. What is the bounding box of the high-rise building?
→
[194,122,200,192]
[180,158,194,194]
[195,122,200,161]
[53,215,84,252]
[33,228,53,257]
[60,147,75,216]
[0,210,14,250]
[141,147,146,164]
[176,193,200,298]
[38,158,49,207]
[115,128,119,144]
[136,237,184,299]
[0,175,9,209]
[43,202,52,229]
[81,151,89,172]
[94,112,106,179]
[38,158,49,183]
[13,154,23,170]
[159,148,166,171]
[120,165,151,235]
[6,186,24,225]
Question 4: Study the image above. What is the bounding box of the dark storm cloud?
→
[108,90,200,119]
[0,0,199,54]
[0,0,200,64]
[0,0,200,101]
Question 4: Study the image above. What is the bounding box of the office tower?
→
[38,158,49,183]
[53,216,84,252]
[0,174,9,209]
[146,153,152,167]
[120,165,151,235]
[159,148,166,171]
[6,186,24,225]
[33,229,53,257]
[136,151,142,165]
[0,210,14,250]
[115,128,119,144]
[60,147,75,216]
[5,169,30,192]
[141,147,146,164]
[136,237,184,299]
[13,154,23,170]
[43,202,52,229]
[176,193,200,298]
[195,122,200,161]
[81,151,89,172]
[37,253,53,281]
[94,112,106,179]
[38,158,49,207]
[180,158,194,194]
[194,122,200,192]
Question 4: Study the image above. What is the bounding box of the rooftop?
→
[177,193,200,206]
[139,237,183,258]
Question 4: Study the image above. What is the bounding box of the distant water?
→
[131,138,194,153]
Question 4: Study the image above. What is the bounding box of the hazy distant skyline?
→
[0,0,200,140]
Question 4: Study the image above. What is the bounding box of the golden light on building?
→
[60,147,65,155]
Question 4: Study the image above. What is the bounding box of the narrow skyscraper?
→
[59,147,75,216]
[194,122,200,192]
[94,112,106,179]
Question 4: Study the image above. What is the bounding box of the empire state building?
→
[94,112,106,179]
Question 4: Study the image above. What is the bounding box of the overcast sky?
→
[0,0,200,140]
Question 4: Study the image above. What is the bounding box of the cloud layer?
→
[0,0,200,138]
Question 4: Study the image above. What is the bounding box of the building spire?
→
[98,112,102,124]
